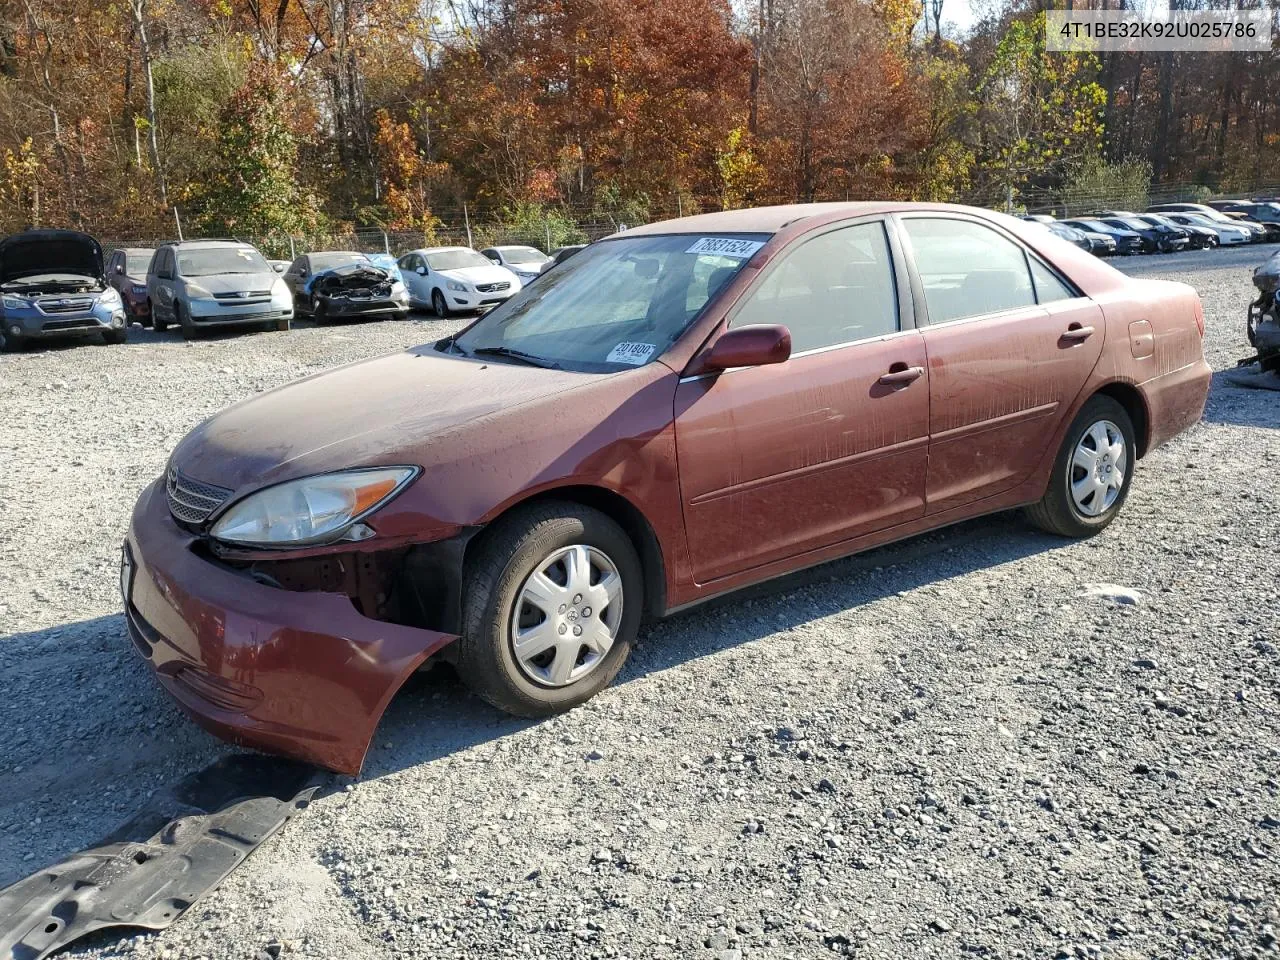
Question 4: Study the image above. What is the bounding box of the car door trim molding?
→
[930,401,1060,443]
[688,434,930,504]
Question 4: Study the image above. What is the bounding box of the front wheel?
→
[176,301,196,341]
[151,301,168,332]
[1025,395,1136,538]
[432,289,450,318]
[455,502,643,716]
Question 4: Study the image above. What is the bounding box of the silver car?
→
[146,240,293,340]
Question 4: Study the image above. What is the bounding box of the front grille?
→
[212,290,271,300]
[40,298,95,314]
[166,468,232,525]
[475,281,511,293]
[42,318,100,331]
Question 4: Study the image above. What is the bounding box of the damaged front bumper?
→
[123,479,457,774]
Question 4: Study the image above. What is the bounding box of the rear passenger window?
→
[903,218,1036,324]
[731,221,898,353]
[1028,257,1076,304]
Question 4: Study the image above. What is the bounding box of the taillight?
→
[1193,299,1205,337]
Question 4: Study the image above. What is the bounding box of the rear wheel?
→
[432,289,450,318]
[1026,395,1136,538]
[455,502,642,716]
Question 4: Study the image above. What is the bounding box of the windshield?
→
[452,233,767,371]
[426,249,492,271]
[1119,219,1153,231]
[1077,221,1127,236]
[178,247,270,276]
[501,246,550,265]
[311,252,367,271]
[126,253,153,274]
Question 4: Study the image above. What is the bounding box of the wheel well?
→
[470,486,668,620]
[1095,382,1150,458]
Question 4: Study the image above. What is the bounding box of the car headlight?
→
[185,283,214,300]
[99,287,122,305]
[2,295,29,310]
[209,467,418,546]
[447,280,468,292]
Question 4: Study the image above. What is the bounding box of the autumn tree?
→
[975,12,1105,205]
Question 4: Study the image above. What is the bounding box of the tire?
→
[455,501,643,717]
[311,296,327,325]
[102,328,127,345]
[432,289,450,318]
[176,301,196,341]
[151,301,167,332]
[0,329,21,352]
[1025,395,1136,538]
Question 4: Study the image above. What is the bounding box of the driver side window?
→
[730,221,899,353]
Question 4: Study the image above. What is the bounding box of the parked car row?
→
[0,229,586,349]
[1021,200,1280,260]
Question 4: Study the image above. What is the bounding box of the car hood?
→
[436,264,517,286]
[170,347,599,491]
[186,272,278,294]
[0,230,103,285]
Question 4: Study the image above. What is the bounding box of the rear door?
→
[674,219,930,584]
[897,214,1104,514]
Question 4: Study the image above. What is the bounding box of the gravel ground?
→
[1,246,1278,960]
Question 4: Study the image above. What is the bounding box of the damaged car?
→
[1249,250,1280,373]
[0,229,128,351]
[122,203,1211,774]
[283,251,409,321]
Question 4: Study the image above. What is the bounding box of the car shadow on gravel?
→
[367,510,1065,780]
[1204,368,1280,430]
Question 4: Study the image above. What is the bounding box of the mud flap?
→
[0,754,322,960]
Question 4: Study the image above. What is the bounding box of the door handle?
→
[1061,324,1095,341]
[878,365,924,385]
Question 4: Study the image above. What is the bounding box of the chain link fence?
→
[98,181,1280,262]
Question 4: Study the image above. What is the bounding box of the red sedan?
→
[122,204,1211,773]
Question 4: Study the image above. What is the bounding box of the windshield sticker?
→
[606,342,657,365]
[685,237,765,259]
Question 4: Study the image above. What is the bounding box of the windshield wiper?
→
[470,345,561,369]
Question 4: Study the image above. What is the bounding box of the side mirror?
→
[702,324,791,371]
[273,263,285,273]
[415,265,426,275]
[114,264,123,274]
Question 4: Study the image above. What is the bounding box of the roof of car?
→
[165,239,257,249]
[118,246,155,254]
[617,202,1043,237]
[412,246,476,255]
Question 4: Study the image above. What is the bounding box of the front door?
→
[897,215,1105,513]
[674,220,930,585]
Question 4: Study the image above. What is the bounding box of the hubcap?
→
[1070,419,1126,517]
[510,544,624,687]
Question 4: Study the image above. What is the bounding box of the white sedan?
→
[481,245,553,284]
[397,247,522,316]
[1164,213,1253,245]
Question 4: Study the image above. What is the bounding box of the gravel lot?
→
[1,245,1278,959]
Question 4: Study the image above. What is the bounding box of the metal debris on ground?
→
[0,755,321,960]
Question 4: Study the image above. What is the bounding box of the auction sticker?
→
[685,237,765,258]
[607,342,657,365]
